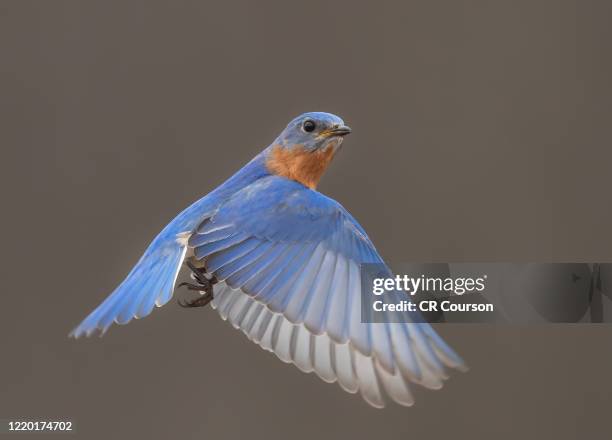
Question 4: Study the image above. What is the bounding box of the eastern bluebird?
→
[70,112,466,407]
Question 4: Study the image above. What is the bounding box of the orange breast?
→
[266,144,337,189]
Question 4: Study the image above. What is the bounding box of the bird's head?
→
[266,112,351,190]
[274,112,352,151]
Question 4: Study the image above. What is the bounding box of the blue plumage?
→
[70,112,465,407]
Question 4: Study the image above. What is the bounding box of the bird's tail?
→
[69,236,187,338]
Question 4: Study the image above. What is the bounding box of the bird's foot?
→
[178,291,214,308]
[178,261,218,308]
[185,260,211,285]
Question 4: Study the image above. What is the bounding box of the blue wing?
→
[68,153,272,339]
[69,235,188,338]
[189,176,466,407]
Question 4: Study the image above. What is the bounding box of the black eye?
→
[302,120,316,132]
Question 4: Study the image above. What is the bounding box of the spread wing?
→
[189,176,466,407]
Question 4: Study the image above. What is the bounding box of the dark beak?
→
[326,125,352,137]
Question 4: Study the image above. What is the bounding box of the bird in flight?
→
[70,112,465,407]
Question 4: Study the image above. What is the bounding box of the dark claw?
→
[185,261,209,284]
[177,293,214,308]
[192,271,208,285]
[178,281,211,291]
[178,260,218,309]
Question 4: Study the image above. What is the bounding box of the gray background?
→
[1,1,612,439]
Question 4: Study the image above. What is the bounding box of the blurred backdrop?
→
[1,1,612,439]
